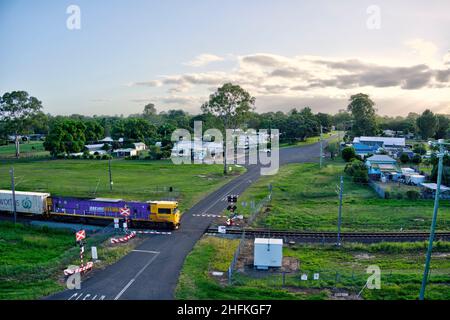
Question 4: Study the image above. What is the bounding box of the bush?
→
[413,143,427,156]
[342,147,356,162]
[406,190,420,200]
[400,153,410,163]
[344,159,369,183]
[101,154,110,160]
[95,155,102,160]
[89,155,94,160]
[412,154,422,164]
[384,191,390,199]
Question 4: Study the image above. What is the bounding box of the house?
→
[133,142,147,152]
[84,144,108,155]
[353,136,405,156]
[99,137,114,143]
[365,155,399,178]
[420,183,450,199]
[171,140,223,161]
[112,148,137,157]
[353,142,379,157]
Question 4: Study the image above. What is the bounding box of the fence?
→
[228,230,246,285]
[247,191,272,226]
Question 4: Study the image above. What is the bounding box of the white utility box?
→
[253,238,283,270]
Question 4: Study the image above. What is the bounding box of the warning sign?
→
[120,207,131,216]
[76,230,86,242]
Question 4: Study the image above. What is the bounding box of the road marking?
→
[113,252,160,300]
[192,214,226,218]
[199,179,245,215]
[132,249,160,254]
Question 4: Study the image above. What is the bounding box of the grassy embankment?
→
[0,221,144,299]
[176,236,450,300]
[235,160,449,231]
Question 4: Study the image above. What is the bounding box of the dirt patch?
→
[354,253,375,260]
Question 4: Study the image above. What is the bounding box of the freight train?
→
[0,190,181,229]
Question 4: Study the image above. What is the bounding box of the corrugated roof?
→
[366,155,397,162]
[357,136,405,146]
[254,238,283,245]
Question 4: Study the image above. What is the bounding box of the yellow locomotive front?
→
[148,201,181,229]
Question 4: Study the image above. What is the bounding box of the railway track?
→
[205,227,450,243]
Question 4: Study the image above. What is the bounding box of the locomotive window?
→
[158,208,172,214]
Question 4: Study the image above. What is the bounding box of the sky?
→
[0,0,449,117]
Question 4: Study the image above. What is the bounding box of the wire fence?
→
[228,230,246,285]
[229,267,450,294]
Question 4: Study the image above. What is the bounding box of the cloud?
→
[183,54,224,67]
[128,51,450,115]
[129,80,162,87]
[405,38,438,59]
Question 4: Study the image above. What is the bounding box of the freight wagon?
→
[0,190,50,215]
[0,190,181,229]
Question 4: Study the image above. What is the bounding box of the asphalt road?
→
[47,139,329,300]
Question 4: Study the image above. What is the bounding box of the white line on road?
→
[114,252,160,300]
[132,249,160,254]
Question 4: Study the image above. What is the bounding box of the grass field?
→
[0,160,245,212]
[0,141,49,159]
[235,160,450,231]
[279,132,338,149]
[0,221,143,299]
[176,236,450,300]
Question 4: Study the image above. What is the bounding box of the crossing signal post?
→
[226,194,238,225]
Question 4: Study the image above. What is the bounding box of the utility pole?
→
[319,125,323,169]
[419,139,449,300]
[337,176,344,246]
[9,167,17,224]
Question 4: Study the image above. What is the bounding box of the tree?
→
[143,103,157,117]
[0,91,43,158]
[341,147,356,162]
[325,141,339,160]
[413,143,427,155]
[84,120,104,142]
[347,93,378,137]
[43,119,87,156]
[435,115,450,139]
[316,112,333,131]
[201,83,255,174]
[416,109,437,139]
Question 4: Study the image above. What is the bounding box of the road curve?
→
[47,139,328,300]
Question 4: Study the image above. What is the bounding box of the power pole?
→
[319,125,323,169]
[419,139,448,300]
[337,176,344,246]
[9,167,17,224]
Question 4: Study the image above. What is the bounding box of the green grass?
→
[279,131,339,149]
[0,141,49,159]
[236,160,450,231]
[0,221,146,299]
[0,160,245,212]
[176,236,450,300]
[176,236,312,300]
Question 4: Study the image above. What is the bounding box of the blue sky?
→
[1,0,449,116]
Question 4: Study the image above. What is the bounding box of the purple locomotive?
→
[49,196,181,229]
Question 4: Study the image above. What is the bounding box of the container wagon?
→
[0,190,50,215]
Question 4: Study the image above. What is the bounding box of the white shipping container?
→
[254,238,283,270]
[0,190,50,215]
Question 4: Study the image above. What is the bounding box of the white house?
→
[112,148,137,157]
[133,142,147,152]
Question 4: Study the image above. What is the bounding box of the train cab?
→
[148,201,181,229]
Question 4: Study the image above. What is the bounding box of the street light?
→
[419,139,449,300]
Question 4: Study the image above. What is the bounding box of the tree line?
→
[1,87,449,160]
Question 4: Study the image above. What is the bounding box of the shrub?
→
[406,190,420,200]
[342,147,356,162]
[400,153,410,163]
[384,191,390,199]
[413,143,427,155]
[95,155,102,160]
[344,159,369,183]
[101,154,110,160]
[412,154,422,164]
[89,155,94,160]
